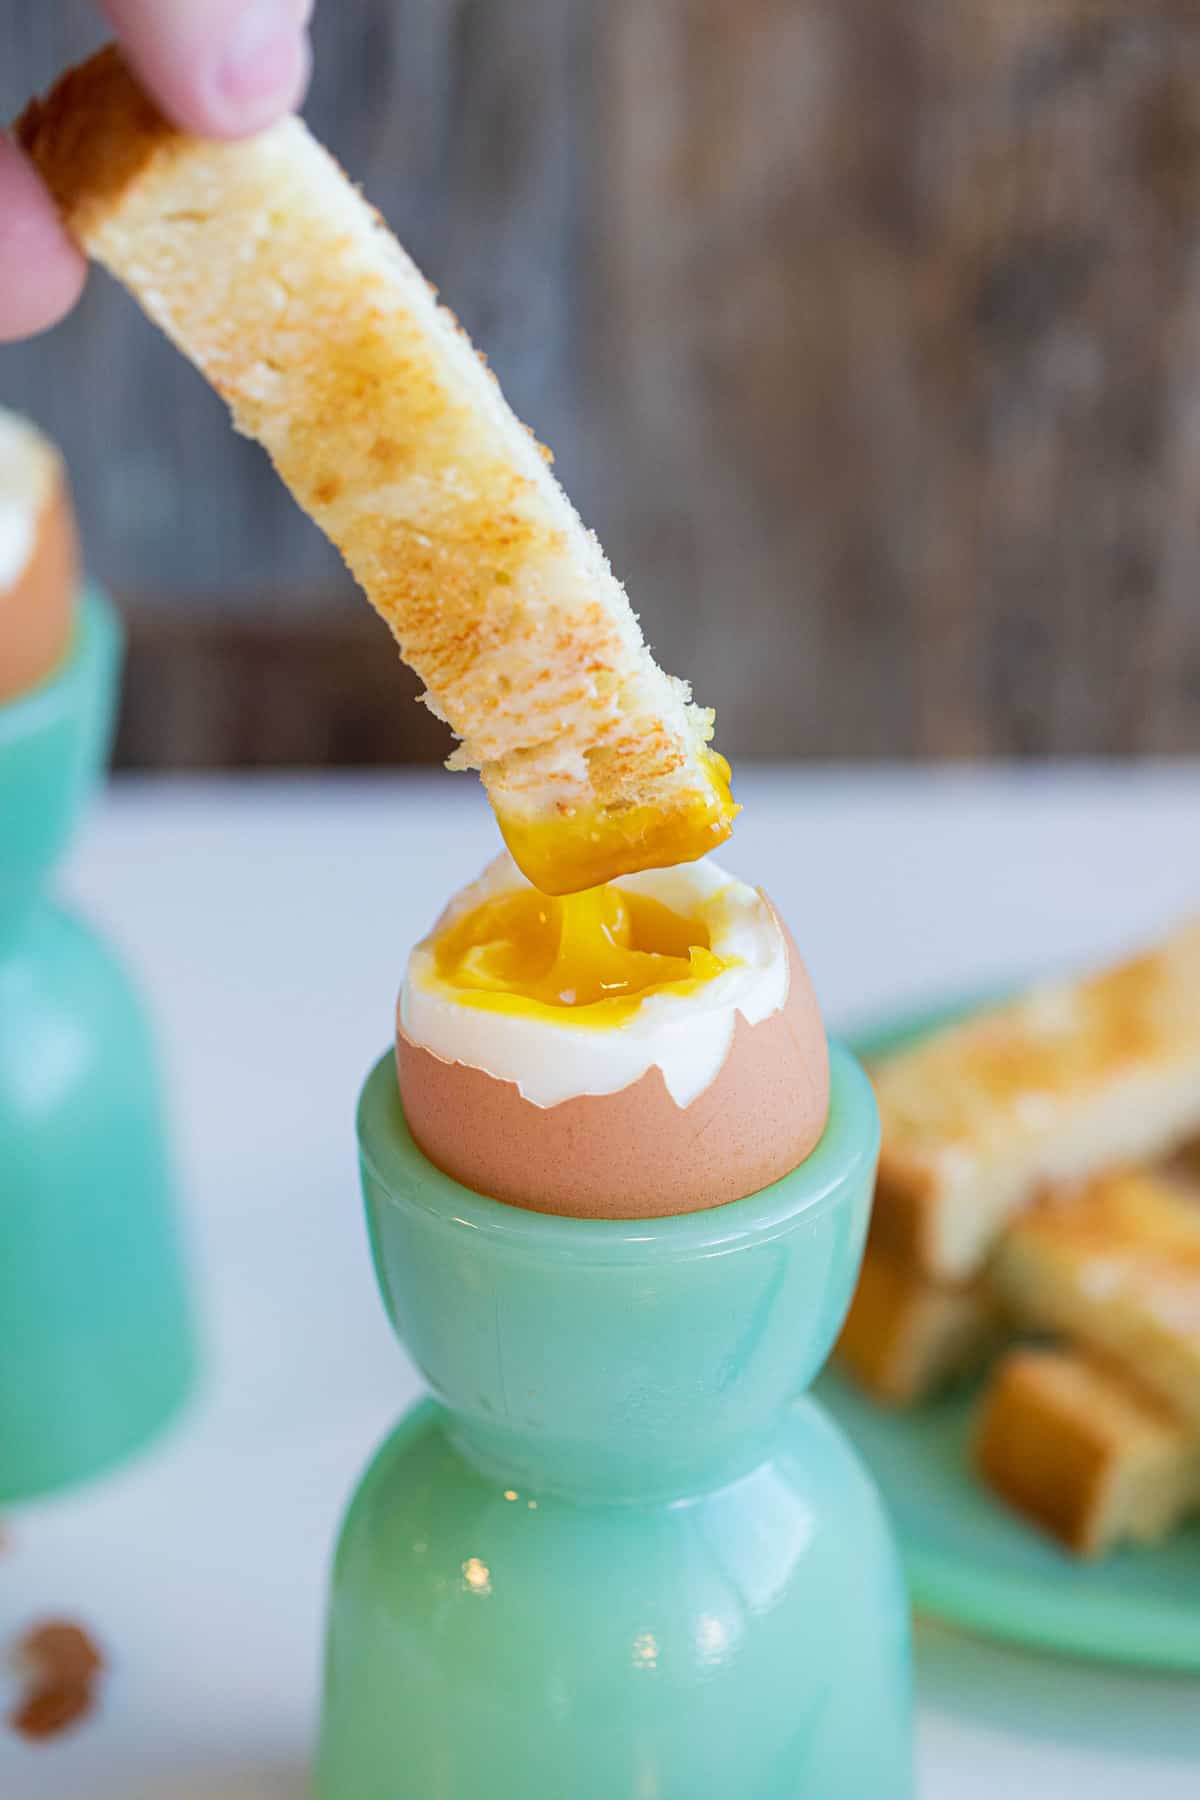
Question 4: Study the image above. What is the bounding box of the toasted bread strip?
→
[1168,1137,1200,1194]
[992,1167,1200,1430]
[0,409,78,704]
[870,923,1200,1279]
[976,1347,1200,1556]
[17,48,734,894]
[835,1238,1000,1405]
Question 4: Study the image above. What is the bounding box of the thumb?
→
[97,0,313,139]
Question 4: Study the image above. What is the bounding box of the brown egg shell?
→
[395,917,830,1219]
[0,470,78,706]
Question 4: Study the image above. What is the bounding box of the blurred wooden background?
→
[2,0,1199,766]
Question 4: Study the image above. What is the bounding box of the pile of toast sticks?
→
[837,922,1200,1556]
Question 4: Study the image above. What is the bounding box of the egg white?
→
[400,853,790,1108]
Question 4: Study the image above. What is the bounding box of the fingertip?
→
[0,260,88,344]
[0,137,87,343]
[208,15,312,136]
[104,3,312,140]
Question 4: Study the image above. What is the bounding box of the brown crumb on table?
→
[15,1622,104,1688]
[8,1619,105,1744]
[11,1682,94,1742]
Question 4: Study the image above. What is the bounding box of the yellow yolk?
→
[429,882,734,1026]
[497,750,740,897]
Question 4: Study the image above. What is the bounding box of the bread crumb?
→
[8,1619,105,1743]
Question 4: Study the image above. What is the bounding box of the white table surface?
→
[3,764,1199,1799]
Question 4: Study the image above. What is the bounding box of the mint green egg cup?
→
[317,1043,913,1799]
[0,588,195,1503]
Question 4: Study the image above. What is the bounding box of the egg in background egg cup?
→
[315,1039,913,1799]
[0,587,195,1501]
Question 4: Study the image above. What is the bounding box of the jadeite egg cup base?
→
[0,589,196,1503]
[317,1045,913,1800]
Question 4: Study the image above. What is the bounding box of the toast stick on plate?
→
[835,1238,1001,1406]
[870,922,1200,1279]
[17,47,735,895]
[976,1347,1200,1556]
[992,1166,1200,1431]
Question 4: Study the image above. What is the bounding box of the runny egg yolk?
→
[429,883,734,1025]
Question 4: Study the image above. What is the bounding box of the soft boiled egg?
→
[395,854,830,1219]
[0,407,78,706]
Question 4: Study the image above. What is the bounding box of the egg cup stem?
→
[316,1044,913,1797]
[0,589,195,1500]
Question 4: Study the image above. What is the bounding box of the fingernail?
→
[216,5,308,116]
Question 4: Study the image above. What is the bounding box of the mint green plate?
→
[814,995,1200,1674]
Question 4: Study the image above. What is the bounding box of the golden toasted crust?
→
[17,48,734,892]
[835,1238,999,1405]
[16,46,172,238]
[992,1167,1200,1430]
[870,923,1200,1278]
[1168,1136,1200,1194]
[976,1348,1200,1556]
[869,1161,939,1270]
